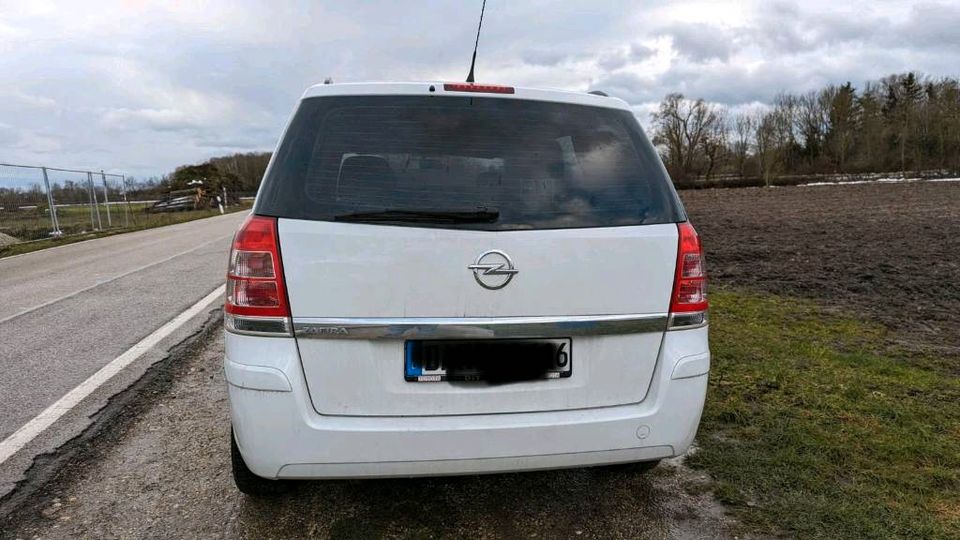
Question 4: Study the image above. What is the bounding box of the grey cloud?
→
[656,56,886,107]
[900,2,960,48]
[743,1,960,55]
[101,108,202,133]
[597,51,629,71]
[0,123,18,146]
[658,63,800,104]
[595,43,655,71]
[521,48,574,67]
[589,72,662,104]
[749,0,811,52]
[629,43,656,61]
[660,24,738,62]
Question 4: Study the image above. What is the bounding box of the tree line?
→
[650,72,960,187]
[124,152,271,200]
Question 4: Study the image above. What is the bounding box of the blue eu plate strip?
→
[404,341,421,377]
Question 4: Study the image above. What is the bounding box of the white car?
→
[224,82,709,495]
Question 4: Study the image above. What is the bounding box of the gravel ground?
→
[0,323,751,540]
[681,181,960,359]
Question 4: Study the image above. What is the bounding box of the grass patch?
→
[0,203,251,259]
[690,289,960,539]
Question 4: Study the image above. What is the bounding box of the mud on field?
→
[681,181,960,361]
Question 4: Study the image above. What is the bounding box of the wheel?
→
[231,428,291,496]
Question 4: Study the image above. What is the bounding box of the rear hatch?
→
[256,84,685,416]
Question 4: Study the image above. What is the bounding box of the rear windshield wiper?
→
[333,208,500,224]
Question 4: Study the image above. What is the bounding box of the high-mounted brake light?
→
[443,83,515,94]
[668,222,708,329]
[224,215,292,336]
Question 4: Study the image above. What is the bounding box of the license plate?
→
[404,338,572,382]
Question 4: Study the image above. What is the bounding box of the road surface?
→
[0,211,246,499]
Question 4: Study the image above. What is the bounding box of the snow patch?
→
[802,177,960,187]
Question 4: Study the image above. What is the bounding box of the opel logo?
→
[468,250,518,290]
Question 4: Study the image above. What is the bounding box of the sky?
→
[1,0,959,180]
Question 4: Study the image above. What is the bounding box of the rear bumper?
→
[224,327,709,479]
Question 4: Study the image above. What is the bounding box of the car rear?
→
[224,82,709,486]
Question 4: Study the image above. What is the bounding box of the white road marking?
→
[0,234,232,326]
[0,284,226,466]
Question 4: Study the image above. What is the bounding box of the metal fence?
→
[0,162,132,244]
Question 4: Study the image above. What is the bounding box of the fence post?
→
[40,167,62,236]
[121,175,130,227]
[86,172,97,230]
[87,171,102,230]
[100,170,112,227]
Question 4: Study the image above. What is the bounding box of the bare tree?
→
[796,89,831,166]
[650,93,723,184]
[753,111,778,186]
[732,112,753,178]
[701,109,729,180]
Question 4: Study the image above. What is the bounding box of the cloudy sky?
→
[2,0,958,179]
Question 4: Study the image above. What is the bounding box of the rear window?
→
[255,95,684,230]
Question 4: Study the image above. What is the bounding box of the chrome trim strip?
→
[224,313,293,337]
[293,313,669,340]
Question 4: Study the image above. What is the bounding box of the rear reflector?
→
[668,222,708,327]
[443,83,515,94]
[224,313,291,336]
[225,215,291,335]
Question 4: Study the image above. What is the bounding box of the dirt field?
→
[681,180,960,360]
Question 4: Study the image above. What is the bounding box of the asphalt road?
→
[0,211,247,499]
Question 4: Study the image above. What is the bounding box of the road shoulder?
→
[0,307,223,517]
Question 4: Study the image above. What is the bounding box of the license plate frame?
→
[404,338,572,382]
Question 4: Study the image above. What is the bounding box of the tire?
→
[231,428,291,496]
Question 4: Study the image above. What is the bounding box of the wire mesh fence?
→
[1,162,252,250]
[0,163,132,243]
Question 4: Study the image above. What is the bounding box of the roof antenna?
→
[465,0,487,83]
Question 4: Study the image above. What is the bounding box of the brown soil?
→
[681,181,960,358]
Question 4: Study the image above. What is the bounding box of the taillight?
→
[224,215,292,336]
[443,83,515,94]
[668,222,708,329]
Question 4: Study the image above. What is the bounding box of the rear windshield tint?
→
[255,95,684,230]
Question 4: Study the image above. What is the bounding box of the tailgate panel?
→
[280,219,677,416]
